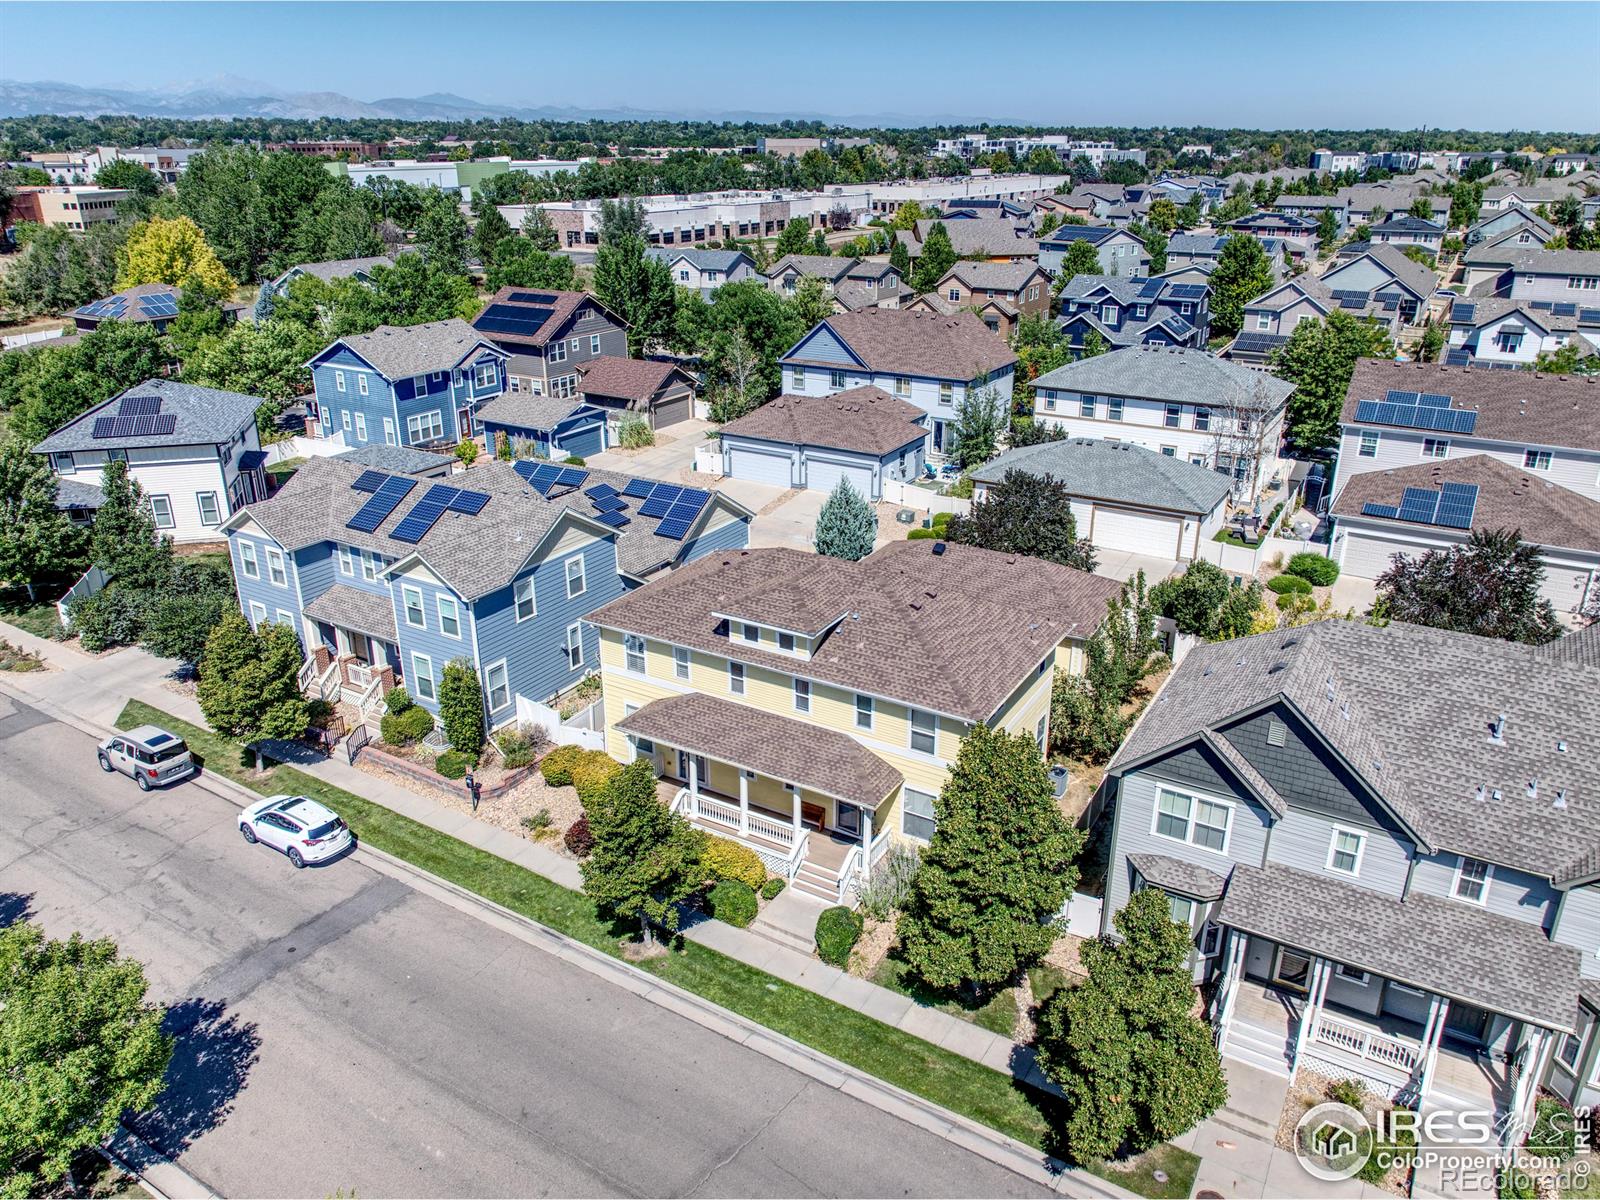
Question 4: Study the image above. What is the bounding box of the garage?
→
[807,456,875,500]
[1338,530,1419,580]
[652,392,691,429]
[1539,565,1595,615]
[727,444,793,488]
[554,418,605,460]
[1090,505,1182,557]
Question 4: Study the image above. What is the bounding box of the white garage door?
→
[807,455,874,498]
[1340,531,1420,579]
[1069,499,1093,532]
[728,446,791,488]
[1539,565,1593,615]
[1090,505,1181,557]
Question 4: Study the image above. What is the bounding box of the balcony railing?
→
[1315,1013,1420,1074]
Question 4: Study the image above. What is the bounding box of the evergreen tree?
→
[471,202,513,266]
[1035,889,1228,1163]
[522,205,560,251]
[1373,529,1563,645]
[1316,207,1340,246]
[911,221,956,293]
[90,460,171,591]
[598,196,648,244]
[593,234,676,355]
[1144,228,1168,275]
[945,468,1097,571]
[195,610,310,742]
[1409,196,1435,220]
[813,477,876,561]
[775,217,812,257]
[889,235,912,280]
[1209,234,1274,337]
[580,759,706,941]
[438,658,485,757]
[809,228,829,255]
[414,188,471,272]
[896,724,1083,994]
[0,438,86,594]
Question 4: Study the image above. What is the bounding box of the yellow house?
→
[589,539,1120,903]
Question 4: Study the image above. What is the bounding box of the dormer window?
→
[740,622,760,644]
[777,631,796,652]
[1101,304,1117,323]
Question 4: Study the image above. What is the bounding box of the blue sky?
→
[3,1,1597,130]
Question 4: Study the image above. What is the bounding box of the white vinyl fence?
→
[55,565,108,630]
[880,479,973,517]
[512,694,606,751]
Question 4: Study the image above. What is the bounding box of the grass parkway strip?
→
[116,698,1199,1200]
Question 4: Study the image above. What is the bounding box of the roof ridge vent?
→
[1554,789,1568,810]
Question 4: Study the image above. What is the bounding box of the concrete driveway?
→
[588,416,712,481]
[1089,548,1184,586]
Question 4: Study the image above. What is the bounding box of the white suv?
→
[97,726,195,791]
[239,795,354,868]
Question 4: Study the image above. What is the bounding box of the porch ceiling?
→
[1218,862,1580,1034]
[616,692,903,810]
[303,584,398,643]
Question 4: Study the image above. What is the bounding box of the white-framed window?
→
[793,677,811,713]
[335,369,346,392]
[624,633,645,673]
[1334,964,1371,985]
[909,707,936,755]
[413,374,431,397]
[342,410,352,432]
[192,491,221,526]
[357,373,368,396]
[276,608,295,628]
[777,631,796,652]
[484,659,510,712]
[1036,714,1047,753]
[1107,396,1125,421]
[902,786,937,841]
[249,600,267,628]
[147,494,174,529]
[1079,395,1095,417]
[1166,892,1196,929]
[265,547,287,587]
[551,373,578,399]
[1326,826,1366,875]
[1524,449,1552,471]
[406,411,445,443]
[728,660,745,694]
[829,369,846,391]
[1255,313,1272,331]
[338,545,354,576]
[437,595,461,639]
[792,366,806,388]
[354,412,367,441]
[1164,403,1182,428]
[476,361,497,387]
[939,382,953,406]
[549,340,567,363]
[53,451,74,472]
[895,376,911,397]
[1422,438,1449,458]
[238,540,259,579]
[383,418,397,445]
[1153,787,1232,854]
[565,554,586,598]
[948,287,961,301]
[1568,275,1599,290]
[514,576,536,621]
[361,552,379,583]
[402,585,425,628]
[1452,856,1491,904]
[569,337,580,355]
[565,623,583,668]
[1359,430,1380,457]
[739,621,760,644]
[411,653,436,701]
[590,335,602,355]
[856,693,873,729]
[673,645,691,679]
[1100,303,1117,323]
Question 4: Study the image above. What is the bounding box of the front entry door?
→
[1444,1001,1491,1046]
[676,750,708,785]
[836,802,861,837]
[457,407,474,439]
[1272,946,1313,993]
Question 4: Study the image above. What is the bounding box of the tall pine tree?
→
[813,477,876,561]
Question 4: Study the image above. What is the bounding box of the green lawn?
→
[118,698,1201,1195]
[266,456,305,484]
[0,591,63,639]
[871,953,1020,1038]
[1083,1142,1201,1200]
[1027,965,1072,1009]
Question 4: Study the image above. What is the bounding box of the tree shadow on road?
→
[131,997,263,1157]
[0,891,33,928]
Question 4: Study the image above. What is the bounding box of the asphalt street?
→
[0,691,1051,1198]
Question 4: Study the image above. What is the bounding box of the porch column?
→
[859,809,873,884]
[688,754,700,802]
[790,786,801,831]
[1417,995,1449,1111]
[1214,931,1246,1053]
[738,770,750,835]
[1291,957,1331,1072]
[1512,1028,1555,1145]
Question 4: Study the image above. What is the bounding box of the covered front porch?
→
[616,692,902,904]
[301,585,404,723]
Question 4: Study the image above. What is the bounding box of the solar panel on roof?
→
[390,484,459,543]
[1436,482,1479,530]
[639,484,682,518]
[584,483,619,501]
[1340,296,1366,309]
[118,395,163,417]
[1417,393,1451,409]
[511,459,539,484]
[594,510,630,529]
[91,417,118,438]
[654,515,695,540]
[1553,302,1578,317]
[448,489,490,516]
[352,469,390,493]
[1581,308,1600,325]
[556,467,588,489]
[475,303,554,337]
[517,462,564,494]
[507,291,559,305]
[1138,279,1165,298]
[1444,348,1474,366]
[1397,487,1441,524]
[1169,284,1208,299]
[621,477,655,499]
[1361,502,1400,519]
[1453,303,1476,323]
[592,495,627,513]
[347,475,418,533]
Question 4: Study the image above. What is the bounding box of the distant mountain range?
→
[0,77,1006,127]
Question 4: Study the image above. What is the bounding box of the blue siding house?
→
[220,456,754,729]
[475,395,610,462]
[306,319,508,451]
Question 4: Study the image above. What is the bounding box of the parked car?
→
[97,726,195,791]
[239,794,354,868]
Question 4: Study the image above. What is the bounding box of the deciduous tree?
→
[1209,234,1274,337]
[896,724,1083,994]
[0,438,86,592]
[195,610,311,742]
[521,205,560,251]
[1271,309,1393,454]
[813,477,876,561]
[911,221,956,293]
[593,233,676,355]
[5,320,176,446]
[944,468,1097,571]
[1053,239,1103,292]
[775,217,812,257]
[948,385,1006,469]
[414,188,471,272]
[889,235,912,280]
[1373,529,1563,644]
[486,239,577,292]
[117,215,234,294]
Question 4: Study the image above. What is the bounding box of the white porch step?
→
[793,860,844,904]
[1223,1020,1293,1078]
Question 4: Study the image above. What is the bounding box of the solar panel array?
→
[90,413,177,439]
[78,295,129,318]
[389,483,493,543]
[1397,487,1440,524]
[1138,278,1166,299]
[119,395,163,417]
[512,461,589,494]
[509,465,712,538]
[1361,482,1478,530]
[1436,483,1479,529]
[351,469,390,493]
[507,291,559,305]
[654,487,710,540]
[138,293,179,319]
[1453,302,1476,323]
[1354,390,1477,435]
[347,475,418,533]
[475,303,554,338]
[1230,333,1285,355]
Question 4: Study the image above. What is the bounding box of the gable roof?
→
[332,444,453,476]
[575,355,691,401]
[1040,224,1130,248]
[270,254,394,289]
[940,260,1047,293]
[1466,206,1555,242]
[1322,243,1439,300]
[971,437,1231,516]
[472,393,592,432]
[1330,453,1600,554]
[719,387,925,457]
[1111,620,1600,879]
[1369,215,1446,234]
[765,254,852,283]
[1342,358,1600,451]
[326,319,502,379]
[1505,247,1600,277]
[471,288,621,348]
[905,219,1040,259]
[786,309,1018,380]
[645,247,751,273]
[34,378,260,454]
[1031,345,1293,411]
[1448,296,1591,333]
[588,540,1121,722]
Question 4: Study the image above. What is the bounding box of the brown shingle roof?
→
[614,692,904,809]
[1331,454,1600,553]
[718,387,925,457]
[1342,359,1600,452]
[794,309,1017,380]
[575,356,687,401]
[589,540,1121,721]
[471,288,613,348]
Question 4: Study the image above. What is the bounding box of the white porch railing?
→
[836,845,864,902]
[747,808,799,847]
[347,662,376,691]
[356,677,385,726]
[1314,1014,1420,1074]
[298,658,317,690]
[671,787,809,880]
[868,828,893,869]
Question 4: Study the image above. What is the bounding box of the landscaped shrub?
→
[707,879,758,927]
[701,835,767,890]
[760,877,786,900]
[438,658,485,757]
[907,527,939,540]
[562,454,586,466]
[496,725,540,769]
[1527,1096,1578,1162]
[380,703,435,747]
[1329,1078,1365,1109]
[1267,573,1313,595]
[435,749,472,779]
[1497,1167,1539,1200]
[1286,552,1340,586]
[563,814,594,857]
[815,905,863,967]
[385,686,413,715]
[540,743,585,786]
[931,510,953,529]
[854,842,920,921]
[570,750,622,804]
[618,415,655,449]
[520,809,553,839]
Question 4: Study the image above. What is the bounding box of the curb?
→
[0,681,1134,1199]
[102,1122,217,1200]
